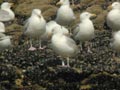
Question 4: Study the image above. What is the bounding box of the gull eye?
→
[115,3,119,6]
[86,13,89,16]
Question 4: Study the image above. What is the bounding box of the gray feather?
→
[0,10,11,21]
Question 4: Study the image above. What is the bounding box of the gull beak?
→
[47,33,52,39]
[9,36,12,39]
[56,1,62,6]
[38,14,42,18]
[9,3,14,6]
[64,33,70,37]
[108,5,112,10]
[90,14,97,19]
[91,14,97,17]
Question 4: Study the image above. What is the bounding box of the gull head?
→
[52,26,62,34]
[52,26,69,36]
[32,9,42,18]
[47,21,57,26]
[80,12,96,21]
[1,2,14,9]
[48,26,63,38]
[109,2,120,10]
[56,0,70,5]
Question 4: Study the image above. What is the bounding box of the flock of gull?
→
[0,0,120,67]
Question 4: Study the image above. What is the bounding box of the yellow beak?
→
[47,33,52,39]
[91,14,97,17]
[39,14,42,18]
[90,14,97,19]
[56,1,62,6]
[64,33,70,36]
[108,5,112,10]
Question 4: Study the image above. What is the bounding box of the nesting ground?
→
[0,0,120,90]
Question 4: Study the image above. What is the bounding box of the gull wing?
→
[65,36,79,54]
[23,19,30,33]
[0,10,11,21]
[73,24,80,36]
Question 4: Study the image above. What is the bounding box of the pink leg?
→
[87,45,93,53]
[39,46,46,50]
[85,41,93,53]
[66,57,70,67]
[28,46,36,51]
[72,0,74,6]
[28,39,36,51]
[39,40,46,50]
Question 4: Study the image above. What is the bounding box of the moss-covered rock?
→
[0,0,120,90]
[86,5,103,14]
[93,10,108,30]
[14,0,58,17]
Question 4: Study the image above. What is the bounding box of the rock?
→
[86,5,103,14]
[0,0,120,90]
[93,10,108,30]
[14,0,58,17]
[43,6,58,21]
[6,23,23,45]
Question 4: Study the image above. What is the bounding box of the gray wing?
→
[65,36,79,53]
[0,33,6,38]
[0,10,11,21]
[73,24,80,36]
[0,36,11,41]
[23,19,30,33]
[66,36,76,45]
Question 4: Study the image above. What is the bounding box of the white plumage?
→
[107,2,120,31]
[42,20,69,41]
[74,12,95,42]
[0,2,15,22]
[0,22,5,33]
[111,31,120,52]
[51,26,78,67]
[0,33,12,51]
[55,0,76,26]
[24,9,46,51]
[73,12,96,53]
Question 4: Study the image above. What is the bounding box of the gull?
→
[107,2,120,31]
[73,12,96,53]
[110,30,120,58]
[111,31,120,51]
[24,9,46,51]
[51,26,78,67]
[43,20,69,40]
[0,33,12,51]
[55,0,76,33]
[0,2,14,22]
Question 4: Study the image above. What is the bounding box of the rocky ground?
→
[0,0,120,90]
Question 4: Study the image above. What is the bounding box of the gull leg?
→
[87,46,92,53]
[39,40,46,50]
[62,60,65,67]
[67,25,72,36]
[72,0,75,6]
[69,28,72,36]
[80,43,83,51]
[116,52,120,58]
[87,42,93,53]
[28,38,36,51]
[67,57,70,67]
